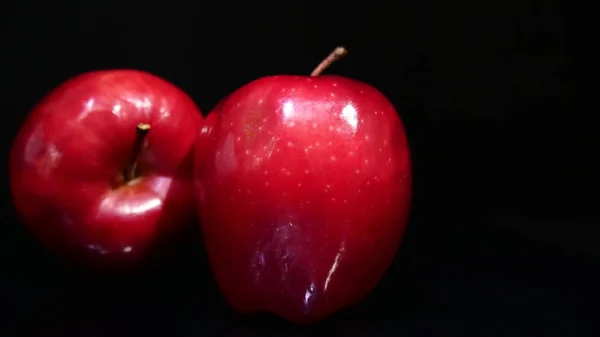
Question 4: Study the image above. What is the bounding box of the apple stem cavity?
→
[124,123,151,182]
[310,46,348,77]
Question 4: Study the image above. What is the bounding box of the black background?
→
[2,0,595,336]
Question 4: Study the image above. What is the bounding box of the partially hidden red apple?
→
[10,70,203,270]
[194,47,412,323]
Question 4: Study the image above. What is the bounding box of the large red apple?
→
[10,70,203,270]
[194,47,412,323]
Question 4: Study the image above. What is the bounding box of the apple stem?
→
[310,46,348,76]
[124,123,151,182]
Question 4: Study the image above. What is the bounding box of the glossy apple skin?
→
[195,75,412,323]
[10,70,203,269]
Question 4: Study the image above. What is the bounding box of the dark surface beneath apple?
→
[2,212,598,336]
[1,0,594,336]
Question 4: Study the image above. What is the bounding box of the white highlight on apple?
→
[341,104,358,131]
[283,100,294,119]
[324,244,345,291]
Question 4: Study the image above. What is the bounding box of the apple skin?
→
[194,75,412,323]
[10,70,203,270]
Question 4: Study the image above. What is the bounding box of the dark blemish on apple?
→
[243,110,262,140]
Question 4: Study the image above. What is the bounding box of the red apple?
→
[10,70,203,270]
[194,47,412,323]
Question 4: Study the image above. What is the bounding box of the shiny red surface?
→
[10,70,203,268]
[195,75,412,323]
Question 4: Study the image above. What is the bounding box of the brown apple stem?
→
[124,123,151,182]
[310,46,348,76]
